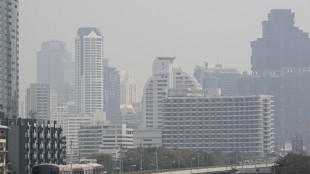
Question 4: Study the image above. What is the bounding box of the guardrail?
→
[119,163,275,174]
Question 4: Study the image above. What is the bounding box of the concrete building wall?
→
[133,129,162,148]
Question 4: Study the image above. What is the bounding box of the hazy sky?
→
[19,0,310,98]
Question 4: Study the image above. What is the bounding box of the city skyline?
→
[19,1,310,99]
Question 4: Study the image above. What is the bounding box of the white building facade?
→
[25,83,51,120]
[162,89,274,158]
[142,57,201,129]
[62,115,92,162]
[75,28,104,116]
[79,124,133,160]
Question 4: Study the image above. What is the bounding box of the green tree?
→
[88,153,115,174]
[275,153,310,174]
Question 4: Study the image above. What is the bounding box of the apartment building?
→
[162,89,274,158]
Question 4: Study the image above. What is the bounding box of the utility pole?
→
[140,148,143,172]
[197,150,200,168]
[155,149,158,172]
[70,140,72,169]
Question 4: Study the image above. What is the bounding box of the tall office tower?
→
[37,40,74,106]
[162,89,274,158]
[193,63,240,96]
[251,9,310,76]
[120,71,138,105]
[25,84,51,120]
[104,67,121,123]
[0,0,19,118]
[37,40,70,87]
[75,28,104,115]
[142,57,201,129]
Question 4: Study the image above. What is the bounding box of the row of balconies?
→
[25,142,62,150]
[25,132,60,139]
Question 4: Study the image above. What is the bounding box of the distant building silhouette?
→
[291,134,303,154]
[251,9,310,76]
[194,63,240,96]
[75,28,104,115]
[119,70,138,105]
[104,66,121,123]
[240,9,310,146]
[37,40,75,105]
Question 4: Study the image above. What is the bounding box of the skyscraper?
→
[104,67,121,123]
[37,40,74,105]
[142,57,201,129]
[0,0,19,118]
[37,40,70,88]
[75,28,104,115]
[120,70,138,105]
[251,9,310,76]
[240,9,310,146]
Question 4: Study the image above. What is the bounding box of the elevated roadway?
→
[123,163,274,174]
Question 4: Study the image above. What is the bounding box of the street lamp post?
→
[190,157,195,174]
[148,163,153,174]
[130,165,136,173]
[154,149,159,172]
[170,161,175,174]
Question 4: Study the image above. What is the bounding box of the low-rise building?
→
[79,124,133,160]
[162,89,274,158]
[62,115,92,163]
[133,129,162,148]
[0,125,10,174]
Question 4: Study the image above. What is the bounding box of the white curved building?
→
[142,57,201,129]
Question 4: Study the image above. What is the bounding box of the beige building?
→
[0,125,10,174]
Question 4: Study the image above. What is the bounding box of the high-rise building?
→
[193,63,240,96]
[75,28,104,115]
[37,41,70,88]
[37,40,74,107]
[162,89,274,158]
[0,0,19,118]
[120,71,138,105]
[104,67,121,123]
[239,72,310,147]
[25,83,51,120]
[142,57,201,129]
[251,9,310,76]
